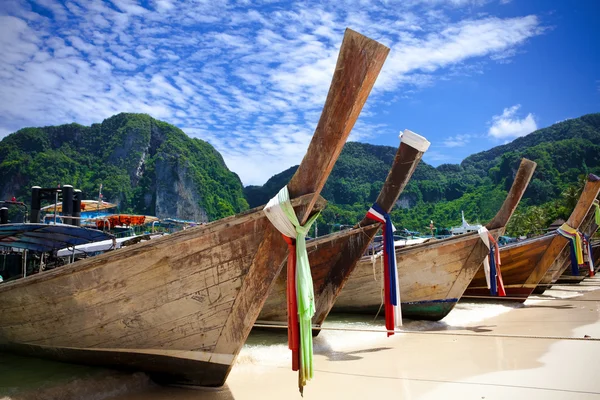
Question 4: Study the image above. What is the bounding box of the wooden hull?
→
[260,229,490,323]
[464,234,555,302]
[333,230,493,320]
[540,209,598,287]
[328,159,536,321]
[554,242,599,284]
[465,175,600,302]
[531,249,570,294]
[0,195,324,386]
[535,212,598,293]
[1,342,231,386]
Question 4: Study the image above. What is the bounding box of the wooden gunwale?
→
[0,198,274,294]
[0,28,390,387]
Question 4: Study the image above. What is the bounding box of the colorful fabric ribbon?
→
[478,227,505,296]
[283,236,300,372]
[557,223,584,275]
[264,186,320,392]
[594,201,600,226]
[488,233,505,296]
[365,203,402,335]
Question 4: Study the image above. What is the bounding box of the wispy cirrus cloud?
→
[424,150,459,163]
[0,0,545,184]
[443,134,475,147]
[488,104,537,139]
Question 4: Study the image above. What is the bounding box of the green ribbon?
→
[595,202,600,226]
[279,190,320,384]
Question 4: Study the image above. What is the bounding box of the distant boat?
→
[331,159,536,321]
[464,174,600,302]
[94,214,159,229]
[450,211,482,235]
[535,206,600,291]
[55,234,162,258]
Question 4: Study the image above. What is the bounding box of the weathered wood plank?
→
[487,159,537,231]
[332,233,482,315]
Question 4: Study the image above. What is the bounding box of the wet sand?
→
[3,277,600,399]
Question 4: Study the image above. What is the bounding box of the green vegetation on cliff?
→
[0,113,248,221]
[2,112,599,235]
[245,113,600,236]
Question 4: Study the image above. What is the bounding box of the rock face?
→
[0,113,248,221]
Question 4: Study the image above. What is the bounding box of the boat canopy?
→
[95,215,158,229]
[40,200,117,212]
[0,223,114,252]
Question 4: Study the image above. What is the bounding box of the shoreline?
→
[2,278,600,399]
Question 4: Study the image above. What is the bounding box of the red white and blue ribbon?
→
[365,203,402,334]
[487,234,505,296]
[478,227,505,296]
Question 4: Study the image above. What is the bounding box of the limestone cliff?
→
[0,113,248,221]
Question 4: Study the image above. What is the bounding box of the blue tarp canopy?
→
[0,223,114,252]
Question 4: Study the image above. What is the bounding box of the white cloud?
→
[443,134,473,147]
[424,150,457,163]
[0,0,545,184]
[488,105,537,139]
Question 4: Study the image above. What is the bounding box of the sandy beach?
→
[2,278,600,400]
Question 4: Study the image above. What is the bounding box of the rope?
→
[461,294,600,302]
[252,323,600,341]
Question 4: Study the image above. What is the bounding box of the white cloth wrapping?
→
[478,227,492,289]
[264,186,297,238]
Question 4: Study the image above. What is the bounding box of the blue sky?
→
[1,0,599,185]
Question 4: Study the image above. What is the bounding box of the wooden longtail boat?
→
[464,174,600,302]
[553,240,600,284]
[0,28,390,387]
[331,158,536,320]
[534,208,599,293]
[258,129,430,327]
